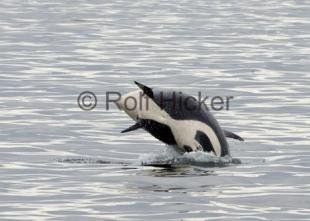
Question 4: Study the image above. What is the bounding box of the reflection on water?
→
[145,166,216,178]
[1,0,310,220]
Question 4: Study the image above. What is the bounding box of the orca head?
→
[117,87,166,127]
[116,89,147,122]
[117,88,176,146]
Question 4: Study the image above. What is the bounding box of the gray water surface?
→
[1,0,310,220]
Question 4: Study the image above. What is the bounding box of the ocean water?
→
[0,0,310,220]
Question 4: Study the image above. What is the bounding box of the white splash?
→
[139,146,240,167]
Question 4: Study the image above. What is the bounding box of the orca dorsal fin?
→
[134,81,154,98]
[224,130,244,141]
[121,122,142,133]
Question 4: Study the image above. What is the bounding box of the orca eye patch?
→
[195,130,215,154]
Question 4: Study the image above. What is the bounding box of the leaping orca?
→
[116,81,244,157]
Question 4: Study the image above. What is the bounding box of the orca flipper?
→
[134,81,154,98]
[224,130,244,141]
[121,122,142,133]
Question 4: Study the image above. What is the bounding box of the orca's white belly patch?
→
[169,120,221,156]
